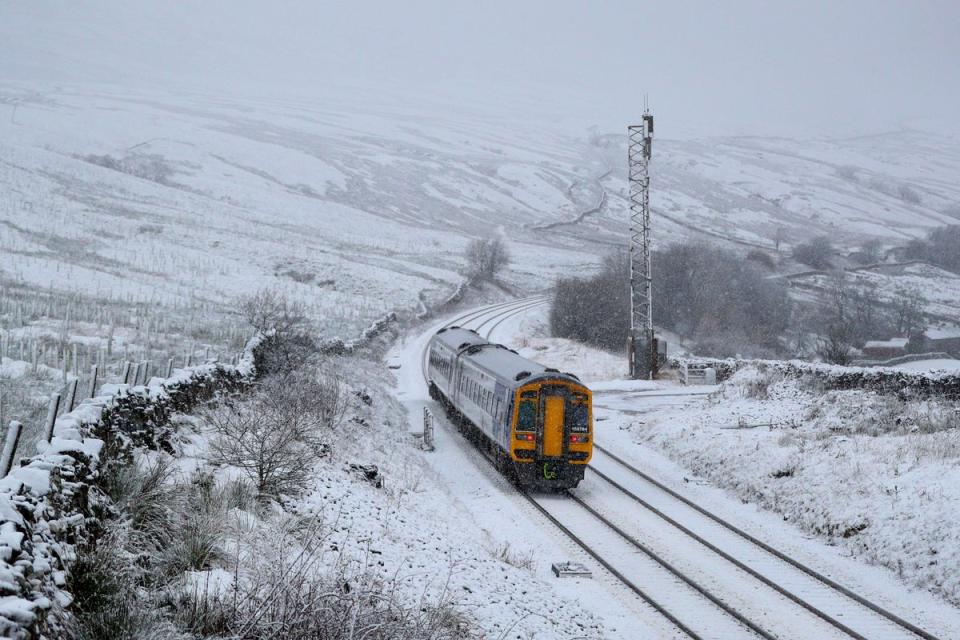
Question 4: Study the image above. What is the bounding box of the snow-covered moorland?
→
[636,365,960,605]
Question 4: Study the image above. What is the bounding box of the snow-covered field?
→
[393,301,960,637]
[0,83,599,336]
[4,79,960,336]
[632,365,960,605]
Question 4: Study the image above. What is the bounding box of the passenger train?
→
[427,327,592,490]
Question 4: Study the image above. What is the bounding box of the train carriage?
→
[427,326,592,489]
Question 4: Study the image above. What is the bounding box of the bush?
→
[206,371,341,498]
[902,225,960,274]
[84,153,176,185]
[464,237,510,282]
[68,534,185,640]
[792,236,834,269]
[550,252,628,352]
[171,524,473,640]
[550,243,792,357]
[746,249,776,270]
[241,289,317,374]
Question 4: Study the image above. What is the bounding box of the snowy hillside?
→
[5,85,960,328]
[569,131,960,252]
[0,84,601,335]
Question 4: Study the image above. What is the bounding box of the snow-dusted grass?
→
[635,366,960,605]
[71,321,606,638]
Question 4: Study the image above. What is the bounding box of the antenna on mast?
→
[627,103,661,379]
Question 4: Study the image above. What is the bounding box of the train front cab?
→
[510,378,592,490]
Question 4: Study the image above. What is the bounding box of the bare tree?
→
[240,289,306,335]
[891,286,927,337]
[240,289,317,374]
[856,239,883,265]
[206,371,343,497]
[793,236,834,269]
[465,237,510,282]
[816,325,855,365]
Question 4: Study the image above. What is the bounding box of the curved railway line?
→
[419,296,948,639]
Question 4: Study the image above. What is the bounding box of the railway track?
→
[587,445,942,640]
[421,298,949,639]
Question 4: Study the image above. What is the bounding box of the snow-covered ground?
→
[434,307,960,637]
[3,78,960,341]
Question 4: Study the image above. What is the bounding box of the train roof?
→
[431,326,583,387]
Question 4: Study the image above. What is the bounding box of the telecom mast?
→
[627,110,658,379]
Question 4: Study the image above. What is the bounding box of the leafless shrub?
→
[282,268,316,284]
[465,236,510,282]
[240,289,307,336]
[259,368,349,436]
[172,525,475,640]
[137,224,164,235]
[836,165,860,182]
[206,402,314,498]
[742,370,779,400]
[793,236,834,269]
[816,329,854,365]
[899,185,922,204]
[240,289,318,374]
[746,249,776,270]
[205,372,343,498]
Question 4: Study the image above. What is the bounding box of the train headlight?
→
[569,434,589,444]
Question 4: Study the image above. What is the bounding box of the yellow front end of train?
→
[510,379,592,488]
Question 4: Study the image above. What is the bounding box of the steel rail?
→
[481,298,549,340]
[562,491,778,640]
[418,296,546,383]
[588,465,868,640]
[593,444,941,640]
[418,299,761,639]
[519,491,705,640]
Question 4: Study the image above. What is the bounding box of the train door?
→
[539,388,565,458]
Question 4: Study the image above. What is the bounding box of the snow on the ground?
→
[487,305,630,384]
[632,367,960,609]
[168,337,627,639]
[484,302,960,631]
[894,358,960,372]
[388,311,672,639]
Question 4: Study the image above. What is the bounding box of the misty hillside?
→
[4,86,960,319]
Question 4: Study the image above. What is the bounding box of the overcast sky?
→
[3,0,959,136]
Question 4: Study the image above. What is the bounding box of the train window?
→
[517,400,536,431]
[570,402,589,433]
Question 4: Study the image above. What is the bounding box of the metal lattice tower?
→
[628,112,656,379]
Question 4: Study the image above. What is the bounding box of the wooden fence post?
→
[143,361,151,383]
[0,421,23,477]
[66,379,79,412]
[165,358,174,378]
[43,393,61,443]
[121,362,132,384]
[88,365,99,398]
